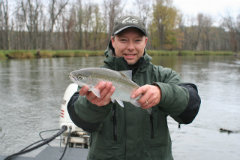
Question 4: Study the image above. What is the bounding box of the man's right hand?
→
[79,81,115,107]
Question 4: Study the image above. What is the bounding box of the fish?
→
[69,67,151,114]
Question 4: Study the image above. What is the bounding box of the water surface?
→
[0,56,240,159]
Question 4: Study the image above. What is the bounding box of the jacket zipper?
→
[112,104,117,141]
[150,113,154,138]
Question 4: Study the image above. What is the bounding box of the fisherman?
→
[68,15,201,160]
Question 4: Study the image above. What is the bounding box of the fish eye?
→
[78,75,83,80]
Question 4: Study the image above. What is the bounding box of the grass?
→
[0,51,7,60]
[147,50,235,56]
[6,50,35,59]
[178,50,234,56]
[0,49,236,60]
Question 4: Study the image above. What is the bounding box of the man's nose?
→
[127,41,135,51]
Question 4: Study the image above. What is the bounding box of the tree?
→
[134,0,151,25]
[75,0,83,49]
[150,0,178,49]
[48,0,69,49]
[0,0,10,49]
[103,0,123,37]
[92,4,106,50]
[221,14,240,52]
[16,0,43,49]
[194,14,213,50]
[62,6,76,49]
[181,14,215,51]
[82,2,93,49]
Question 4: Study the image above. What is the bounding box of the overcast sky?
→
[172,0,239,18]
[7,0,240,22]
[91,0,239,20]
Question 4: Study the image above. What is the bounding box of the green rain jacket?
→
[68,49,201,160]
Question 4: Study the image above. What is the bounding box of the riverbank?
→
[0,50,236,60]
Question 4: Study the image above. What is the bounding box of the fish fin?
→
[130,100,141,108]
[111,98,115,103]
[116,100,124,108]
[89,87,101,98]
[119,70,132,79]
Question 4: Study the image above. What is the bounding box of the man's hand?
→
[79,81,115,107]
[131,84,161,109]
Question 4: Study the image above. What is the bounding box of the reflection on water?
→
[0,56,240,159]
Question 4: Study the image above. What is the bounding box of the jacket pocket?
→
[91,106,124,149]
[144,108,169,147]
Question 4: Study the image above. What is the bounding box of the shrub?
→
[0,51,7,60]
[6,50,35,59]
[36,50,55,58]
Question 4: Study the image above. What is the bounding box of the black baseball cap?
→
[112,16,147,36]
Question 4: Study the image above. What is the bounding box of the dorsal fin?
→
[119,70,132,79]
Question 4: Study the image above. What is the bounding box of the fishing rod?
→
[4,125,71,160]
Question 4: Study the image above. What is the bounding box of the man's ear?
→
[145,37,148,46]
[111,36,115,49]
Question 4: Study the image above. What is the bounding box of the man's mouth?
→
[123,54,136,59]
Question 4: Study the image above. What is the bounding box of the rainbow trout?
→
[69,67,151,114]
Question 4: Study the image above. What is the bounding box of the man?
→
[68,16,201,160]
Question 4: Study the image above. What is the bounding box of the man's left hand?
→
[131,85,161,109]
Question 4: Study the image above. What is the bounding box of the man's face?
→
[111,28,148,65]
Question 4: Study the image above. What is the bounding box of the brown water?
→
[0,56,240,159]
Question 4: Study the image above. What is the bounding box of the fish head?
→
[69,69,91,86]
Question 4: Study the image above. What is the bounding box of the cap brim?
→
[113,25,146,36]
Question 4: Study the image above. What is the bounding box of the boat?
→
[0,83,89,160]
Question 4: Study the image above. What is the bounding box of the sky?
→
[7,0,240,25]
[8,0,240,19]
[91,0,239,24]
[118,0,240,26]
[172,0,240,18]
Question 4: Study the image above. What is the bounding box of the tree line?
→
[0,0,239,52]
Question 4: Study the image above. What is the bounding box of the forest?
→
[0,0,240,52]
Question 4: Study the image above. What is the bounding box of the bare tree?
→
[62,6,76,49]
[0,1,4,49]
[0,0,10,49]
[195,14,213,50]
[92,4,102,50]
[222,14,239,52]
[103,0,123,37]
[237,14,240,52]
[17,0,43,49]
[75,0,83,49]
[134,0,151,25]
[48,0,69,49]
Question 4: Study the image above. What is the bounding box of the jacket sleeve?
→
[153,67,201,124]
[173,83,201,124]
[67,91,112,132]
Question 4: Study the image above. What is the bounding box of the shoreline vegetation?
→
[0,50,238,60]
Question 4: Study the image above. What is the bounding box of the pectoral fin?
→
[116,99,124,108]
[89,87,101,98]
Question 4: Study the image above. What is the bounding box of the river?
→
[0,56,240,159]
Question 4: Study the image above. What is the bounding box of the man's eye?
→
[120,39,127,42]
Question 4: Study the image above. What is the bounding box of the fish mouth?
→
[69,74,77,82]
